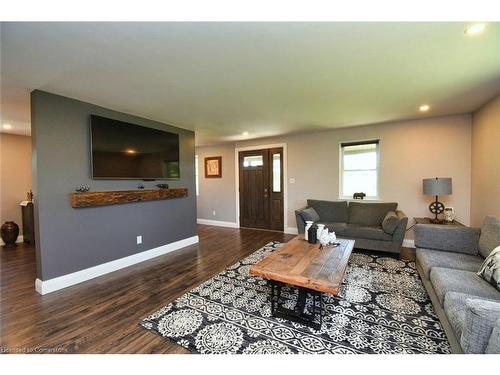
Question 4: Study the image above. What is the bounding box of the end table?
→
[413,217,465,227]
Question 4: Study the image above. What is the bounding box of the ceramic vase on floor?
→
[1,221,19,248]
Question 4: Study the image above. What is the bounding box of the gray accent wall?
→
[31,91,197,280]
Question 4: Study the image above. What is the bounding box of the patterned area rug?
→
[140,242,451,354]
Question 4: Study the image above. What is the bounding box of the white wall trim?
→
[234,143,288,232]
[197,219,238,228]
[285,227,299,235]
[403,239,415,248]
[0,235,24,246]
[35,235,199,295]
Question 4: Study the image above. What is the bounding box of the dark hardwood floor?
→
[0,225,295,354]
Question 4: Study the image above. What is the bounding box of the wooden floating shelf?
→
[70,188,188,208]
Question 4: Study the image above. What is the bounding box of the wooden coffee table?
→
[250,236,355,329]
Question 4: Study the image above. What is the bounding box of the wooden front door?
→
[239,148,284,231]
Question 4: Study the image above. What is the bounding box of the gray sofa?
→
[295,200,408,254]
[415,216,500,353]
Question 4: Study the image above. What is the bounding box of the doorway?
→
[238,147,284,231]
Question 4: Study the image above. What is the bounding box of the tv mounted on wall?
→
[90,115,180,180]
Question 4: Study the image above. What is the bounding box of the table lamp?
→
[423,177,452,224]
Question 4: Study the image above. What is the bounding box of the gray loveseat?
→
[415,216,500,353]
[295,200,408,254]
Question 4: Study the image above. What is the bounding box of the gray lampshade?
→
[423,178,452,195]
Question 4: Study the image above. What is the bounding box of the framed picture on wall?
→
[204,156,222,178]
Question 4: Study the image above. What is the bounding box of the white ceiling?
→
[1,22,499,145]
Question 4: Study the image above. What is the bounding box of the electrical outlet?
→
[136,235,142,245]
[289,177,296,184]
[212,210,216,216]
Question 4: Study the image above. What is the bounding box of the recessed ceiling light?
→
[125,149,137,154]
[419,105,430,112]
[242,131,249,136]
[3,123,12,130]
[464,23,486,35]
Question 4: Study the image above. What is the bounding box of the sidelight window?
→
[272,153,281,192]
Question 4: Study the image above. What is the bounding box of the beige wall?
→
[196,144,237,222]
[471,95,500,226]
[0,133,32,232]
[196,114,472,237]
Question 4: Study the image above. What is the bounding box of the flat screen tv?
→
[90,115,180,180]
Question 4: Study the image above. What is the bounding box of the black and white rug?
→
[140,242,451,354]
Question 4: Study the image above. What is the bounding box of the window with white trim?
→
[340,140,379,199]
[195,155,199,196]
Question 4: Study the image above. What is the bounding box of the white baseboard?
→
[285,227,299,235]
[403,239,415,248]
[197,219,238,228]
[1,235,24,246]
[35,235,199,295]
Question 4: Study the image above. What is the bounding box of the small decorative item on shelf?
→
[304,221,314,241]
[27,189,34,201]
[75,185,90,193]
[137,184,145,190]
[307,225,317,244]
[353,192,366,200]
[156,183,169,189]
[444,207,455,223]
[1,221,19,248]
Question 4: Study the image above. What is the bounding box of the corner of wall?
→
[469,94,500,226]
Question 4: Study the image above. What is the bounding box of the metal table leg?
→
[269,280,323,330]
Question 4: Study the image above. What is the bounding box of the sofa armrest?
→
[414,224,480,255]
[486,319,500,354]
[461,299,500,354]
[295,206,308,234]
[391,210,408,247]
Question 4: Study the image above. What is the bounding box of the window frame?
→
[339,139,380,200]
[195,154,199,196]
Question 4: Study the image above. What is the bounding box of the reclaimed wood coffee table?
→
[250,236,355,329]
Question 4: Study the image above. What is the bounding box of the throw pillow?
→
[382,211,400,234]
[478,216,500,258]
[477,245,500,292]
[300,207,320,223]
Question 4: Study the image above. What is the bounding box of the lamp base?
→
[428,195,445,224]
